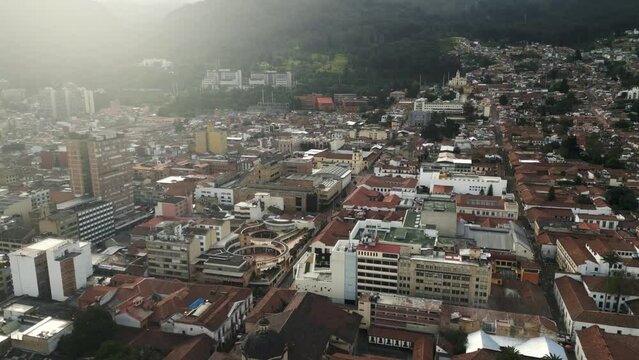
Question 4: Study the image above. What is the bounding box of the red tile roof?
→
[557,237,596,265]
[576,326,639,360]
[360,175,417,189]
[312,218,354,247]
[343,187,401,210]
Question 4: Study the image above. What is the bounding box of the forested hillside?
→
[1,0,638,93]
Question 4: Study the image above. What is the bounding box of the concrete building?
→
[40,198,115,244]
[419,171,508,196]
[399,253,492,307]
[194,125,228,154]
[413,98,463,113]
[456,194,519,220]
[0,194,33,225]
[155,196,193,217]
[357,292,441,335]
[66,132,134,219]
[201,69,243,90]
[146,222,202,281]
[248,71,293,88]
[195,183,234,206]
[313,149,367,174]
[10,316,73,355]
[195,250,254,287]
[292,239,358,304]
[420,197,458,237]
[9,238,92,301]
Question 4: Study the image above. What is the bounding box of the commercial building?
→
[146,222,202,281]
[155,196,193,217]
[40,198,115,244]
[66,132,134,219]
[357,292,441,335]
[194,124,228,154]
[399,253,492,307]
[195,250,254,287]
[0,194,33,225]
[420,197,458,237]
[9,238,92,301]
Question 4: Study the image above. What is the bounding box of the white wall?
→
[9,254,38,297]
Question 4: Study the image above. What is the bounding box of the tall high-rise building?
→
[194,124,228,154]
[66,133,134,219]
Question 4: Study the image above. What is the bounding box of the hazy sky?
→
[93,0,204,24]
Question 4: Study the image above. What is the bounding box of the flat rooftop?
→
[366,293,442,312]
[422,198,456,213]
[16,317,71,339]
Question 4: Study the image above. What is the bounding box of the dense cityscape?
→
[1,1,639,360]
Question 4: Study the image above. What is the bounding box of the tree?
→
[463,102,475,121]
[542,354,564,360]
[498,346,522,360]
[443,330,467,355]
[605,187,639,211]
[547,186,556,201]
[58,307,117,359]
[487,184,494,196]
[558,136,581,159]
[602,251,622,312]
[499,94,509,106]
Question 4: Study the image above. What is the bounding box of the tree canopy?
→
[58,307,117,359]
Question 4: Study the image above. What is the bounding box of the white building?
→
[10,316,73,355]
[201,69,243,90]
[248,71,293,88]
[195,184,234,206]
[9,238,92,301]
[413,98,464,113]
[233,193,284,221]
[292,239,358,304]
[419,171,508,196]
[448,70,467,88]
[554,274,639,340]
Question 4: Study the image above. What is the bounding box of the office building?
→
[146,222,202,281]
[66,132,134,218]
[9,238,92,301]
[357,292,441,335]
[40,198,115,244]
[398,253,493,307]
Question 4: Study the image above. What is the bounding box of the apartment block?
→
[146,222,202,281]
[9,238,92,301]
[398,253,492,307]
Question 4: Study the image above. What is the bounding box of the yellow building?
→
[194,130,207,153]
[193,125,228,154]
